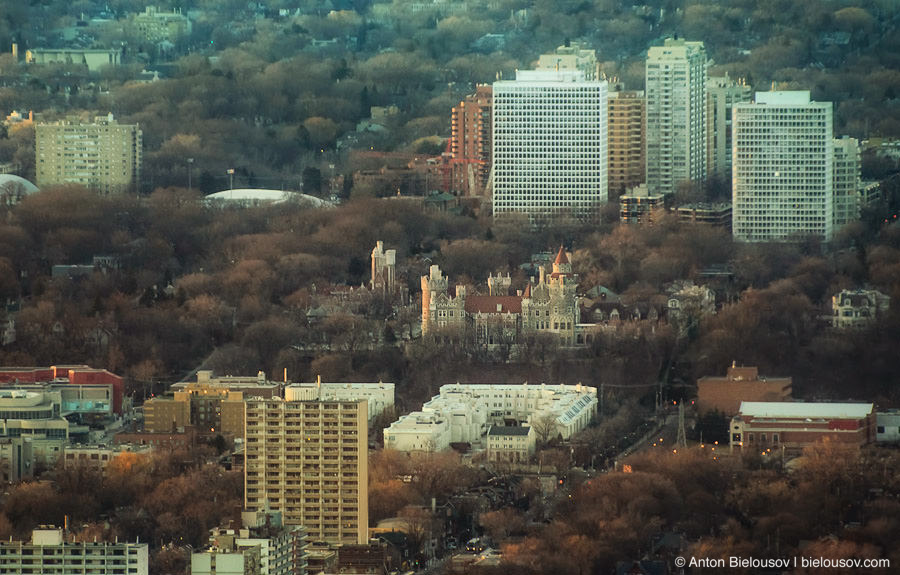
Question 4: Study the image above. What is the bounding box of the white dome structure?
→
[0,174,39,205]
[204,188,332,208]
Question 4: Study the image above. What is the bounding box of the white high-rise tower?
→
[732,91,834,242]
[645,38,708,195]
[492,69,608,225]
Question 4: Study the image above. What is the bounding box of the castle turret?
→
[551,245,572,277]
[421,265,448,334]
[487,272,511,296]
[371,240,396,294]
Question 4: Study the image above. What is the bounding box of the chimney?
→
[539,266,546,284]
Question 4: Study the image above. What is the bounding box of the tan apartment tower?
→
[707,74,751,181]
[833,136,861,229]
[608,88,646,196]
[244,397,368,545]
[36,114,142,194]
[448,84,493,196]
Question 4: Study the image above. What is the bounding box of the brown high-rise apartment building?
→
[447,84,492,196]
[608,89,645,197]
[244,398,368,545]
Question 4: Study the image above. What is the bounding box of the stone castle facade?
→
[421,247,585,347]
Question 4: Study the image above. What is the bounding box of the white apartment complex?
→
[732,91,834,242]
[645,38,708,195]
[492,69,608,225]
[244,398,368,545]
[383,383,597,452]
[833,136,861,228]
[0,528,148,575]
[35,114,142,194]
[285,377,394,425]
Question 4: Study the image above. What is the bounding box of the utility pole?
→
[676,402,687,448]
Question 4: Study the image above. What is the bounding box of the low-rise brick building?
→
[730,402,875,453]
[696,364,792,416]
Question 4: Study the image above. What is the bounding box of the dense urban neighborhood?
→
[1,0,900,574]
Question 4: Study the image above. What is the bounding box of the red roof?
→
[523,283,531,298]
[464,295,523,314]
[554,245,569,265]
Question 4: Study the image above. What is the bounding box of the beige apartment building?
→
[244,398,368,545]
[131,6,191,45]
[36,114,142,194]
[608,89,645,196]
[143,388,245,437]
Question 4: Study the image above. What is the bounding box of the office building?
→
[707,74,751,179]
[619,184,664,224]
[535,42,599,79]
[244,398,368,544]
[63,444,152,470]
[645,38,708,195]
[492,69,608,225]
[447,85,492,197]
[0,364,124,415]
[833,136,861,228]
[608,89,646,196]
[732,91,834,242]
[0,527,148,574]
[674,202,732,229]
[36,114,142,194]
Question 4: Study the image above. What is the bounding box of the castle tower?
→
[551,246,573,278]
[371,240,396,294]
[421,265,448,335]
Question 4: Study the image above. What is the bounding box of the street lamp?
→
[227,168,235,190]
[187,158,194,191]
